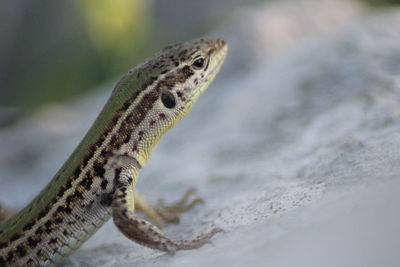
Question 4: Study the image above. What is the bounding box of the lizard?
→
[0,37,228,266]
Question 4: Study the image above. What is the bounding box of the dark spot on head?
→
[179,49,188,58]
[180,65,194,79]
[132,143,138,152]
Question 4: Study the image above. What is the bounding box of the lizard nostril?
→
[217,38,226,47]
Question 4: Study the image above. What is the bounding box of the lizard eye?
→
[161,90,176,109]
[192,57,205,69]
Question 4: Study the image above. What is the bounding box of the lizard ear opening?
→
[161,90,176,109]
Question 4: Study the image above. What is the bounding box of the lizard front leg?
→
[112,167,221,252]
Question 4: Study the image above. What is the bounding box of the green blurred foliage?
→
[0,0,154,108]
[362,0,400,5]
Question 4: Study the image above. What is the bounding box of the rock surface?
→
[1,0,400,266]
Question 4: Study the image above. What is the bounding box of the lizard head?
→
[156,38,228,120]
[112,38,227,167]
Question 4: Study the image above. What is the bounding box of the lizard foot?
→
[155,188,204,224]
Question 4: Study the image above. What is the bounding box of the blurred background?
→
[0,0,398,113]
[0,0,258,110]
